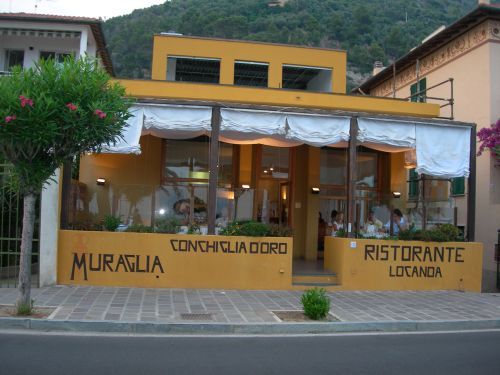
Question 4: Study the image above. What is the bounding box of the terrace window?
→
[40,51,73,63]
[166,56,220,84]
[234,61,268,87]
[3,49,24,71]
[282,64,332,92]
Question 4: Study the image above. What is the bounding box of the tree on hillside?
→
[0,58,131,311]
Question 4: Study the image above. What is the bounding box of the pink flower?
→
[477,119,500,157]
[94,109,106,119]
[4,115,16,123]
[66,103,77,111]
[19,95,34,108]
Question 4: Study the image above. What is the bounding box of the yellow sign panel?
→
[324,237,483,292]
[58,230,293,290]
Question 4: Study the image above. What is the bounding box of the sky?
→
[0,0,167,19]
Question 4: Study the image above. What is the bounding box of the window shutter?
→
[410,83,417,102]
[419,78,427,102]
[451,177,465,196]
[409,168,419,199]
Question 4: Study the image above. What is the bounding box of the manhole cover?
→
[180,313,213,321]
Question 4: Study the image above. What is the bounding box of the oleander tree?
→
[0,57,131,310]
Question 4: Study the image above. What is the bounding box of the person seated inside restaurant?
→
[384,208,408,235]
[363,209,383,234]
[328,210,344,236]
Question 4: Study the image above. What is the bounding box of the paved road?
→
[1,330,499,375]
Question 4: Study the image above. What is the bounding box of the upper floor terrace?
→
[0,12,113,75]
[120,34,440,119]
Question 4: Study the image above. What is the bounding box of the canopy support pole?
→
[347,117,358,238]
[208,106,221,235]
[467,124,476,241]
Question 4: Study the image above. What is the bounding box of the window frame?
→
[3,49,25,70]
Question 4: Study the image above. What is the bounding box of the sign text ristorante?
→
[364,243,466,278]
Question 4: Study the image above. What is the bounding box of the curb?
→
[1,317,500,335]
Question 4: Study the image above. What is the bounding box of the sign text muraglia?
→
[70,253,164,281]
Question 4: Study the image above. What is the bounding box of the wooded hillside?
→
[103,0,477,89]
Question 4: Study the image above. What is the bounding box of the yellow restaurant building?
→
[51,34,483,292]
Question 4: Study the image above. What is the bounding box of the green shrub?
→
[219,221,293,237]
[103,215,121,232]
[155,217,181,234]
[397,224,462,242]
[434,224,461,242]
[125,224,154,233]
[219,221,242,236]
[301,288,330,320]
[187,223,201,234]
[16,299,35,316]
[219,221,266,236]
[239,221,269,236]
[267,223,293,237]
[335,228,347,237]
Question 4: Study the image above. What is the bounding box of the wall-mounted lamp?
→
[241,184,250,189]
[96,177,106,186]
[392,191,401,198]
[311,187,320,194]
[159,208,166,215]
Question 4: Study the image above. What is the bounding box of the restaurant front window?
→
[160,137,235,228]
[319,148,380,233]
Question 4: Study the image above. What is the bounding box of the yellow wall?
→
[238,145,253,186]
[389,152,407,209]
[118,78,440,118]
[152,35,347,93]
[324,237,483,292]
[58,231,293,290]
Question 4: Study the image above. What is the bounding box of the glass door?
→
[255,146,291,226]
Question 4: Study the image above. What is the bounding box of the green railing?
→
[0,162,40,288]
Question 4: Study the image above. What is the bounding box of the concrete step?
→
[292,274,337,285]
[291,282,342,291]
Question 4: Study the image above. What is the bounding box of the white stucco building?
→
[0,12,113,286]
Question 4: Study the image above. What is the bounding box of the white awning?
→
[220,108,350,147]
[416,124,471,178]
[358,117,471,178]
[142,104,212,139]
[100,104,212,154]
[286,113,350,147]
[100,106,143,154]
[101,105,471,178]
[219,108,293,145]
[358,117,416,150]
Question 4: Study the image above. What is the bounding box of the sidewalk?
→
[1,286,500,334]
